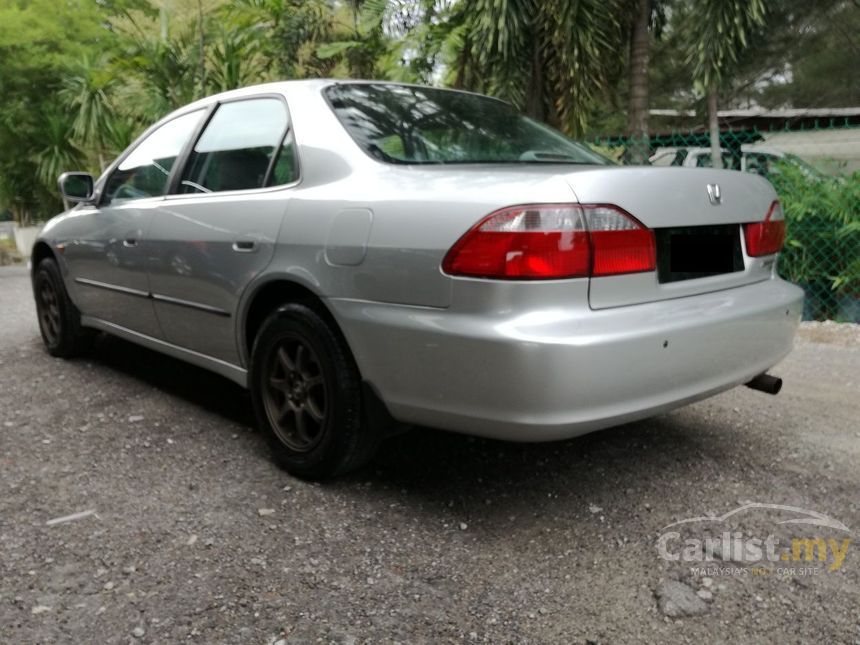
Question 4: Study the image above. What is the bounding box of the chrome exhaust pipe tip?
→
[745,373,783,395]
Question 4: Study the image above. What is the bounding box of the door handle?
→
[123,238,138,248]
[232,240,258,253]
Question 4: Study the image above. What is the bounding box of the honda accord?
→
[32,80,803,478]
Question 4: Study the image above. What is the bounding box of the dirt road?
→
[1,266,858,643]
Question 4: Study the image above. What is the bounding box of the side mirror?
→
[58,172,94,203]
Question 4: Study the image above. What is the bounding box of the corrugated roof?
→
[650,107,860,118]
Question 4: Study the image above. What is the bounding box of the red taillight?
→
[586,206,657,277]
[442,203,655,280]
[744,201,786,257]
[441,205,589,279]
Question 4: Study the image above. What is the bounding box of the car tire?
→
[33,257,93,358]
[250,303,379,480]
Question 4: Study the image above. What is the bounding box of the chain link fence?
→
[589,121,860,322]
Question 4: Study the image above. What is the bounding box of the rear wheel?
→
[33,257,92,357]
[250,303,379,479]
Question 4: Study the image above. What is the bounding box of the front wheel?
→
[33,257,92,357]
[249,303,379,480]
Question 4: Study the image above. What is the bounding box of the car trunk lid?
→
[563,166,779,309]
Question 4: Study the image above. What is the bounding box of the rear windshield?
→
[324,83,611,166]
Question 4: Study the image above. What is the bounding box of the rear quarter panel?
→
[274,84,580,308]
[272,167,576,308]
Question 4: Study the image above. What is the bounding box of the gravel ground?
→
[1,265,858,644]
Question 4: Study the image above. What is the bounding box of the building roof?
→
[650,107,860,118]
[649,106,860,132]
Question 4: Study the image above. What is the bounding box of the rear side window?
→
[103,109,205,204]
[179,97,297,194]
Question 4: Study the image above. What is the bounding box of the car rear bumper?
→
[327,278,804,441]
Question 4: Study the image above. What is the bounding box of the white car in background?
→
[649,146,821,177]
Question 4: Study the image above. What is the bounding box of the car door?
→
[63,109,207,338]
[146,95,299,365]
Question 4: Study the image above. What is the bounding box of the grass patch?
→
[0,237,22,265]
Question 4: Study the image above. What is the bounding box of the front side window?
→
[179,98,295,194]
[103,110,205,204]
[324,83,611,166]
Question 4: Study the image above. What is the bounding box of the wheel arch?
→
[240,277,346,369]
[30,241,55,276]
[240,276,403,436]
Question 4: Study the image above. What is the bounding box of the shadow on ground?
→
[86,333,255,428]
[81,330,724,515]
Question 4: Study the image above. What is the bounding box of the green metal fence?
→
[589,122,860,322]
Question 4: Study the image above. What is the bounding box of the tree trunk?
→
[453,37,471,90]
[525,37,546,123]
[12,204,27,227]
[160,0,170,42]
[197,0,206,95]
[626,0,651,164]
[707,85,722,169]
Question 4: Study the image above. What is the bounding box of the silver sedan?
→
[33,80,803,478]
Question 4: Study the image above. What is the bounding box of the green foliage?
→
[426,0,627,135]
[748,0,860,109]
[0,0,857,243]
[207,25,269,93]
[120,29,208,119]
[313,0,438,81]
[58,55,119,170]
[226,0,335,79]
[0,0,116,64]
[0,0,123,223]
[34,112,84,188]
[770,164,860,314]
[315,0,387,78]
[684,0,766,91]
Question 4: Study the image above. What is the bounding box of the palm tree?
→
[625,0,665,164]
[685,0,766,168]
[431,0,627,135]
[123,32,202,120]
[207,26,268,92]
[33,112,83,192]
[0,171,35,226]
[316,0,402,79]
[229,0,334,79]
[58,55,116,171]
[103,115,140,159]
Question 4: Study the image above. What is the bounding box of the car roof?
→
[176,79,332,113]
[176,79,503,116]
